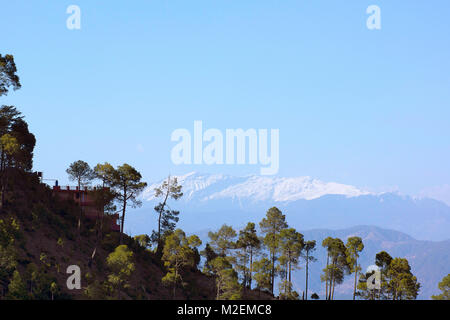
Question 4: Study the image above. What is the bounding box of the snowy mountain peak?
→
[142,172,371,203]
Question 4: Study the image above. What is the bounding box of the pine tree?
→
[346,236,364,300]
[208,224,237,258]
[109,164,147,244]
[66,160,94,242]
[7,270,28,300]
[252,257,272,297]
[259,207,288,295]
[106,245,135,299]
[278,228,304,297]
[321,237,348,300]
[375,251,393,299]
[200,243,218,276]
[93,162,115,187]
[24,262,38,296]
[161,229,201,298]
[66,160,94,189]
[153,176,183,252]
[302,240,317,300]
[0,54,21,96]
[235,222,261,289]
[388,258,420,300]
[134,234,151,250]
[210,257,242,300]
[357,252,420,300]
[0,106,35,210]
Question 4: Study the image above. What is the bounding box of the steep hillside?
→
[0,171,221,300]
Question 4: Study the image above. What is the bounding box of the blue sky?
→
[1,1,450,202]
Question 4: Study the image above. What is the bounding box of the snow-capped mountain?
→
[143,172,372,203]
[131,172,450,242]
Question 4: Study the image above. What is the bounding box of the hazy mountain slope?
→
[188,226,449,300]
[294,226,449,300]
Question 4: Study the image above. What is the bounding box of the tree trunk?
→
[1,170,7,212]
[305,252,309,300]
[288,255,292,294]
[157,178,171,252]
[271,251,275,295]
[157,209,162,250]
[173,267,178,299]
[77,179,82,244]
[90,196,105,267]
[249,249,253,290]
[216,279,221,300]
[353,259,358,300]
[243,250,248,290]
[331,274,336,300]
[325,253,329,300]
[119,187,127,244]
[288,256,291,283]
[0,151,5,212]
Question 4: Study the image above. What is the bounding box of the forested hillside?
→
[1,54,447,301]
[0,54,267,300]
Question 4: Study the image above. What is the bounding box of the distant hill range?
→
[187,225,449,300]
[126,172,450,299]
[297,226,450,300]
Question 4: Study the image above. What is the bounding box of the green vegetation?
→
[259,207,288,295]
[0,54,426,300]
[106,245,135,299]
[356,251,420,300]
[346,236,364,300]
[302,240,317,300]
[321,237,348,300]
[66,160,94,189]
[235,222,261,290]
[152,176,183,253]
[0,54,21,96]
[161,229,201,298]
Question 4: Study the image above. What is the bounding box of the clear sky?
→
[1,1,449,202]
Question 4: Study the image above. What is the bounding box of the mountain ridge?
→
[143,172,373,203]
[296,225,450,300]
[134,172,450,241]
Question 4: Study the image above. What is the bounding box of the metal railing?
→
[53,186,110,192]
